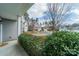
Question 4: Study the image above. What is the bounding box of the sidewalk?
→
[0,40,28,56]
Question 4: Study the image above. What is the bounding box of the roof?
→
[0,3,33,20]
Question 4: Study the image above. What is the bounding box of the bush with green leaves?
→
[18,31,79,56]
[18,33,46,56]
[43,31,79,56]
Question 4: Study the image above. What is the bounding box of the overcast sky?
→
[27,3,47,19]
[27,3,79,25]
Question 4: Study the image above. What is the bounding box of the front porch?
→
[0,40,28,56]
[0,18,18,43]
[0,3,33,44]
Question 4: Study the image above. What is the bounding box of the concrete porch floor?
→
[0,40,28,56]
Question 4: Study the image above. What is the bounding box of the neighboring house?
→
[0,3,33,43]
[59,23,79,32]
[36,19,53,31]
[32,19,61,32]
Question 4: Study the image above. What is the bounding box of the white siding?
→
[3,21,17,41]
[0,23,3,43]
[17,16,22,36]
[17,16,28,36]
[0,23,1,42]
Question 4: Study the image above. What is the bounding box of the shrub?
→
[43,31,79,56]
[18,33,46,56]
[18,31,79,56]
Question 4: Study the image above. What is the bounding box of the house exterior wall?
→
[17,16,22,36]
[3,21,17,41]
[0,23,1,41]
[0,16,28,42]
[21,16,28,32]
[17,16,28,36]
[0,23,3,43]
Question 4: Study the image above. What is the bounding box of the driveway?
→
[0,40,28,56]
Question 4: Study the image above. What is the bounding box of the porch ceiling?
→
[0,3,33,20]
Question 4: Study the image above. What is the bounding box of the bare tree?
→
[24,13,39,31]
[47,3,72,31]
[24,13,33,31]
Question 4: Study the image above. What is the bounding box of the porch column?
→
[0,22,3,44]
[17,16,22,36]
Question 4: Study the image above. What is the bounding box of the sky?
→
[27,3,79,25]
[27,3,47,19]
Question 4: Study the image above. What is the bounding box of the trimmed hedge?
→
[43,31,79,56]
[18,31,79,56]
[18,33,46,56]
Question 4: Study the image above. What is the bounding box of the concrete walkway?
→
[0,40,28,56]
